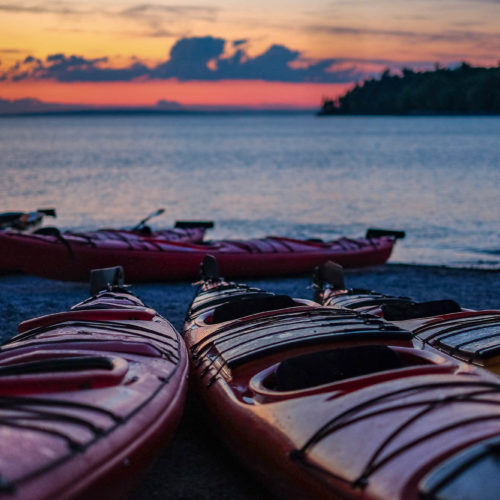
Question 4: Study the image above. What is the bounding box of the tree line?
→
[319,63,500,115]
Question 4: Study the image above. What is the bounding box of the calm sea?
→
[1,113,499,269]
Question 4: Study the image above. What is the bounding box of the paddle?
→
[37,208,57,218]
[132,208,166,231]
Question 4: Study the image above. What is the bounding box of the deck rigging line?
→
[292,380,500,489]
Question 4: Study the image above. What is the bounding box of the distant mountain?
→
[0,98,184,116]
[0,98,314,116]
[0,98,87,115]
[318,63,500,115]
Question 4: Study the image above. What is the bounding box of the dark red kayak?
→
[0,219,212,275]
[0,229,399,282]
[0,267,188,499]
[314,261,500,374]
[182,257,500,499]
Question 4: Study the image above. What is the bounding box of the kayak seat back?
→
[211,294,298,323]
[382,299,461,321]
[188,291,273,322]
[324,289,413,310]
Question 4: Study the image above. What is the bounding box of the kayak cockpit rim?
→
[248,345,459,402]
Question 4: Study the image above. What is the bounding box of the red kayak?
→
[0,267,188,499]
[0,229,399,282]
[314,261,500,374]
[183,258,500,499]
[0,220,212,275]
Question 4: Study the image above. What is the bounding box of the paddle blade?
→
[132,208,166,230]
[37,208,57,217]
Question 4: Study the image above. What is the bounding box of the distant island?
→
[0,98,315,117]
[319,63,500,115]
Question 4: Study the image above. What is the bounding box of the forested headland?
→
[319,63,500,115]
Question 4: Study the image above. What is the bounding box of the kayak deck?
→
[183,278,500,499]
[318,281,500,373]
[0,288,188,499]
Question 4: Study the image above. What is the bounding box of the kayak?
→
[0,229,399,283]
[0,209,54,274]
[183,257,500,499]
[0,220,212,276]
[0,267,188,499]
[314,261,500,374]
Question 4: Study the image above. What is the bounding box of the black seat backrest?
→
[382,300,461,321]
[211,294,297,323]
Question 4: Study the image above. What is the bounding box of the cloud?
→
[0,1,217,18]
[117,3,219,37]
[3,53,151,82]
[307,23,500,47]
[119,4,218,21]
[0,35,449,84]
[0,2,85,15]
[0,2,218,39]
[0,48,24,53]
[152,37,225,79]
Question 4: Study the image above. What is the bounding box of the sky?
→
[0,0,499,109]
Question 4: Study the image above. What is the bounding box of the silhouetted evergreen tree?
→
[318,63,500,115]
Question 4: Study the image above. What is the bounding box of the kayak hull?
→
[0,225,206,276]
[0,232,396,282]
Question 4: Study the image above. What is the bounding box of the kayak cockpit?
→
[248,345,458,402]
[188,308,416,393]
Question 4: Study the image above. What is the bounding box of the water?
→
[1,114,499,269]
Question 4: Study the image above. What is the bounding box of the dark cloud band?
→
[0,35,436,84]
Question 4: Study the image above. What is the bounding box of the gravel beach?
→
[1,264,498,498]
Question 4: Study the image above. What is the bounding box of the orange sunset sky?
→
[1,0,499,109]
